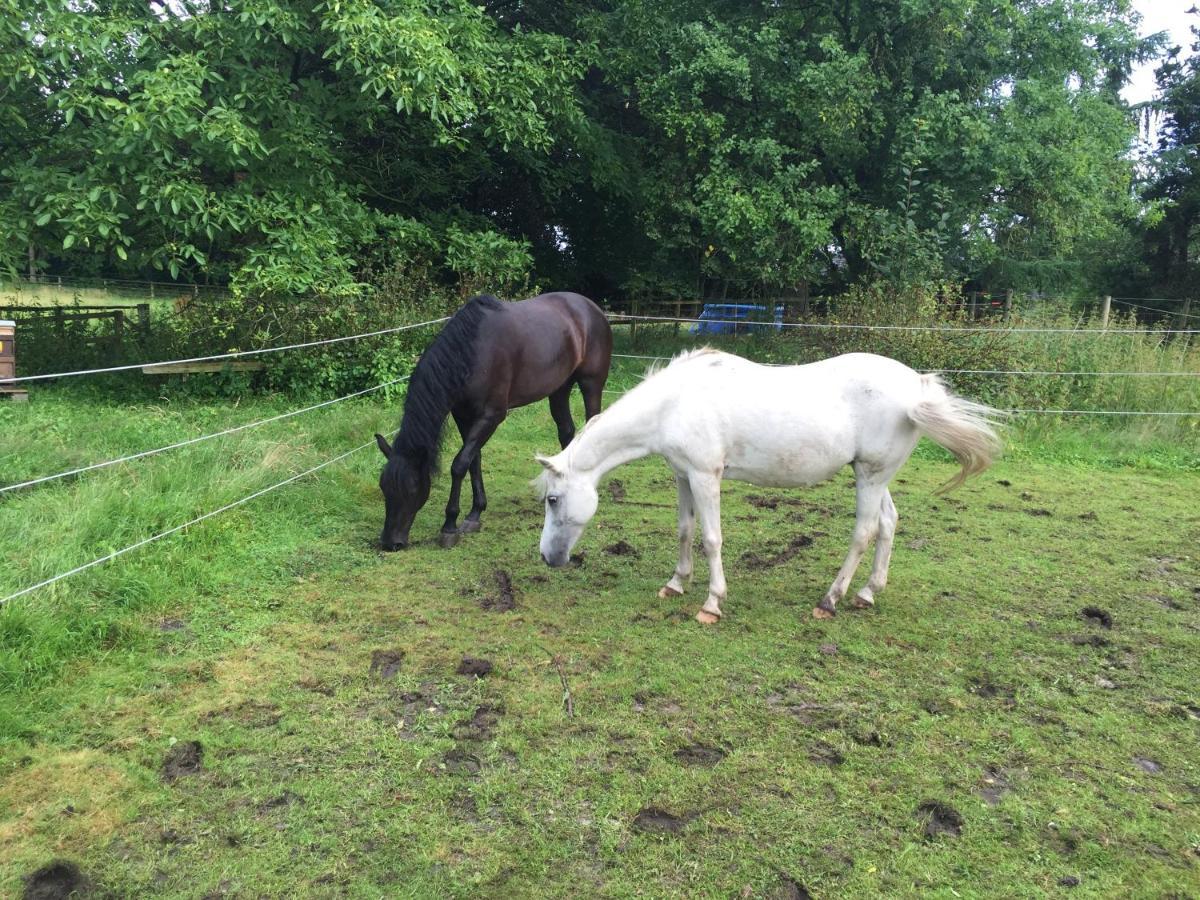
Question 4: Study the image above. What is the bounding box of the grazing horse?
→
[536,349,1002,623]
[376,292,611,550]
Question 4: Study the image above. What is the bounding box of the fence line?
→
[0,377,409,495]
[1110,298,1200,320]
[607,312,1200,335]
[0,438,377,607]
[0,316,450,385]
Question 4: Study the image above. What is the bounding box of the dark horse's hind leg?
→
[548,383,577,449]
[577,370,607,421]
[440,410,503,548]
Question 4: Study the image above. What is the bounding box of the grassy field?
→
[0,280,203,310]
[1,373,1199,897]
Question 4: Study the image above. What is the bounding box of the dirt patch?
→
[604,540,639,557]
[256,791,304,815]
[369,649,405,680]
[819,643,838,656]
[480,569,518,612]
[746,494,806,510]
[1078,511,1098,521]
[23,860,91,900]
[457,656,493,677]
[162,741,203,783]
[1134,756,1162,774]
[996,479,1012,487]
[1024,507,1053,517]
[673,745,725,767]
[968,676,1014,703]
[917,801,963,838]
[607,479,626,502]
[1070,634,1110,648]
[1059,876,1081,888]
[1081,607,1113,629]
[453,704,503,741]
[808,743,845,766]
[631,807,685,835]
[772,875,813,900]
[296,677,334,696]
[203,700,281,729]
[979,768,1012,806]
[739,534,814,568]
[440,749,481,776]
[157,617,187,633]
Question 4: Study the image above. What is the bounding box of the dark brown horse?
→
[374,292,612,550]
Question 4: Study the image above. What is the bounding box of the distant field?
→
[1,373,1198,897]
[0,280,206,311]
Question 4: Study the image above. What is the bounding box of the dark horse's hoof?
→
[459,519,483,535]
[439,530,462,549]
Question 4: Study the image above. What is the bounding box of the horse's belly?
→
[721,437,850,487]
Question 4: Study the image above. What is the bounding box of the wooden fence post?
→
[1100,295,1111,329]
[137,302,151,340]
[113,309,124,353]
[1003,288,1013,323]
[1177,296,1193,339]
[969,291,978,319]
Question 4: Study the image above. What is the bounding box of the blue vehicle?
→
[689,303,784,335]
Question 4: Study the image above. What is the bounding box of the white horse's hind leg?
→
[852,488,897,609]
[814,469,887,619]
[688,473,726,624]
[659,474,695,599]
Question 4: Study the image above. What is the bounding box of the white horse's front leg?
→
[658,473,695,599]
[688,473,726,624]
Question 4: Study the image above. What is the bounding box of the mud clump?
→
[162,741,203,783]
[607,479,626,502]
[457,656,493,677]
[631,808,685,834]
[673,744,725,767]
[739,534,814,568]
[369,649,405,680]
[453,704,503,741]
[23,860,91,900]
[440,749,481,776]
[773,875,813,900]
[480,569,517,612]
[604,540,639,557]
[917,801,963,838]
[1025,507,1053,517]
[1081,607,1113,629]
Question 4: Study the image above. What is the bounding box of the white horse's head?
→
[535,453,599,567]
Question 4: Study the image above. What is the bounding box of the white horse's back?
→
[648,350,936,488]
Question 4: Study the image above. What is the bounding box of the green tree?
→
[0,0,582,294]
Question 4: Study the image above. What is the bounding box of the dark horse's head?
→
[375,435,431,550]
[374,294,502,550]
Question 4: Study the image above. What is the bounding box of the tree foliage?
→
[0,0,1158,298]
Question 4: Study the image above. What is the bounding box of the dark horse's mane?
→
[390,294,503,478]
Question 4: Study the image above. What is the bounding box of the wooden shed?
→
[0,319,28,402]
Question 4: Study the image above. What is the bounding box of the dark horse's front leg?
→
[548,383,577,449]
[440,409,503,548]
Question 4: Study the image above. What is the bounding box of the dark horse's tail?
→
[390,294,503,473]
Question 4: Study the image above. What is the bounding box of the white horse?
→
[536,349,1003,623]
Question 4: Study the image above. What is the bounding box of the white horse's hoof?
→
[658,585,683,599]
[851,593,875,609]
[812,606,835,620]
[695,610,720,625]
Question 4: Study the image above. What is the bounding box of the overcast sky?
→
[1123,0,1196,104]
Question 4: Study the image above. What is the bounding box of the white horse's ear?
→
[535,454,561,475]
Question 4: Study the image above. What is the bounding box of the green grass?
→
[2,382,1199,897]
[0,281,186,310]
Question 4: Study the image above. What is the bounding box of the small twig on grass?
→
[536,644,574,717]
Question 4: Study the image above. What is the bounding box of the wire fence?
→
[0,316,449,385]
[3,305,1198,607]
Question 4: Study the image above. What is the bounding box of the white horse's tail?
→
[909,374,1005,492]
